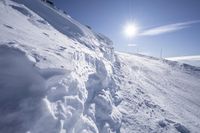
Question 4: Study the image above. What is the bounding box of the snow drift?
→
[0,0,200,133]
[0,0,121,132]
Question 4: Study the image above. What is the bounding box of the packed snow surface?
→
[0,0,200,133]
[116,53,200,133]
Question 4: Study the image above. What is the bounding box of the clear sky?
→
[54,0,200,58]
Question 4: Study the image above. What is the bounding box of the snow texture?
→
[0,0,200,133]
[116,52,200,133]
[0,0,119,132]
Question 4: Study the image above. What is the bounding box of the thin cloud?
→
[140,20,200,36]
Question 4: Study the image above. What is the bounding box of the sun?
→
[123,22,139,38]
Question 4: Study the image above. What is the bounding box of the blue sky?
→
[54,0,200,57]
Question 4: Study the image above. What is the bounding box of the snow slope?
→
[167,55,200,67]
[116,53,200,133]
[0,0,200,133]
[0,0,120,133]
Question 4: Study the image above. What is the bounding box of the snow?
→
[116,52,200,133]
[0,0,120,132]
[0,0,200,133]
[167,55,200,67]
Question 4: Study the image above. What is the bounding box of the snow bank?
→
[0,45,46,133]
[0,0,121,132]
[12,0,115,61]
[2,0,199,132]
[0,44,121,133]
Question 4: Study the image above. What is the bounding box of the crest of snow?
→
[167,55,200,67]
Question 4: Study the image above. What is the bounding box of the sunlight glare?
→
[124,22,139,38]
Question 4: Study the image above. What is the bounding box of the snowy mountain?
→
[116,53,200,133]
[167,55,200,67]
[0,0,200,133]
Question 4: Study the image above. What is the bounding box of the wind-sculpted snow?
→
[12,0,115,56]
[1,0,200,132]
[0,0,121,132]
[0,45,121,133]
[0,45,69,133]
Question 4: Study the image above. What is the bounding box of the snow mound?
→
[0,0,121,132]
